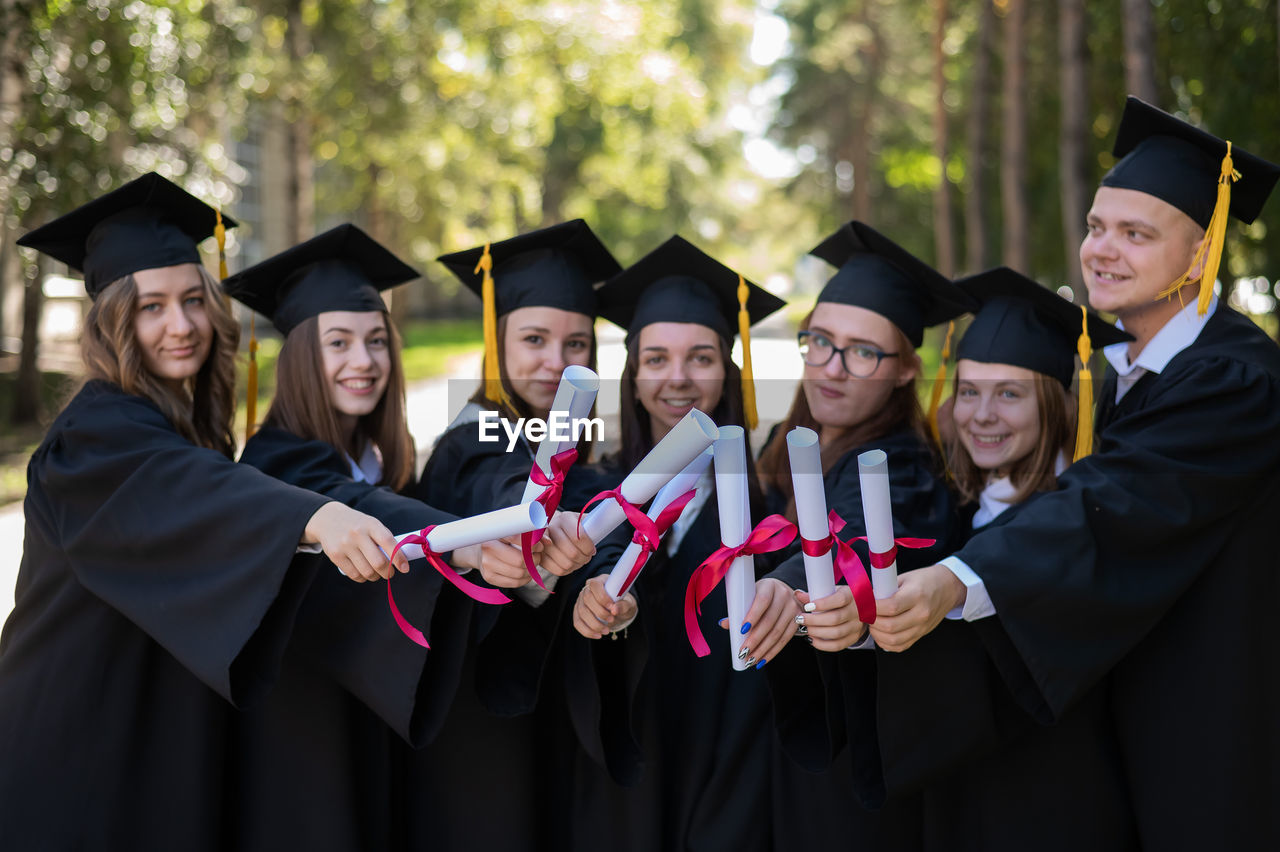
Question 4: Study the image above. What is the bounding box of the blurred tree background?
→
[3,0,1279,428]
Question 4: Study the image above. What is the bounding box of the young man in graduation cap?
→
[866,97,1280,846]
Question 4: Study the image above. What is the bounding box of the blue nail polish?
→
[755,659,767,670]
[740,621,752,634]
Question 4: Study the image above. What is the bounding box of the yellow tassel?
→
[245,315,259,442]
[1155,141,1240,316]
[736,275,758,432]
[476,243,513,411]
[927,320,956,445]
[1074,305,1094,461]
[215,209,228,281]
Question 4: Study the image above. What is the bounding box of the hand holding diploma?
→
[791,587,868,651]
[868,564,966,652]
[731,577,801,668]
[573,576,638,640]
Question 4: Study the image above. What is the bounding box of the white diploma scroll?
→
[786,427,836,602]
[519,365,600,503]
[857,449,898,599]
[714,426,753,672]
[395,501,548,560]
[579,408,719,544]
[603,447,713,601]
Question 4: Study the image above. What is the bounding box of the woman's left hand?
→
[538,510,597,576]
[869,564,966,652]
[573,575,637,639]
[722,577,801,668]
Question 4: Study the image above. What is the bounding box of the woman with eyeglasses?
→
[751,221,970,849]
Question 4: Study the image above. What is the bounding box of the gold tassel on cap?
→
[215,209,229,281]
[1073,305,1094,461]
[927,320,956,445]
[737,275,758,431]
[476,242,514,411]
[1156,141,1241,316]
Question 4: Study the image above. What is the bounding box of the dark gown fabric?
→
[0,381,328,850]
[947,305,1280,848]
[231,425,469,851]
[556,454,778,852]
[764,426,966,852]
[405,415,603,852]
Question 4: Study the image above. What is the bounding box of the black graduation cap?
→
[596,235,786,344]
[436,219,620,318]
[810,221,974,347]
[223,224,418,335]
[1102,96,1280,228]
[15,172,236,299]
[955,267,1132,389]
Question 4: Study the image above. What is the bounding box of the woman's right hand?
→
[793,586,868,651]
[302,501,408,582]
[478,534,541,588]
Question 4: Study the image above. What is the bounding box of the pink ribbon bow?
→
[613,488,698,598]
[520,448,579,590]
[388,524,511,648]
[683,514,798,657]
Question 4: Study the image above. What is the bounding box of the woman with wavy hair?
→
[0,174,405,850]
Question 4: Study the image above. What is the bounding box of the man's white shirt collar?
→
[1103,294,1217,400]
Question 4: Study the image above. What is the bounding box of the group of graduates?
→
[0,93,1277,851]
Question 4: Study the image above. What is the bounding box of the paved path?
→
[0,323,801,624]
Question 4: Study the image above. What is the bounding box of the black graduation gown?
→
[764,427,967,851]
[406,415,599,852]
[231,426,469,852]
[950,305,1280,847]
[0,381,328,850]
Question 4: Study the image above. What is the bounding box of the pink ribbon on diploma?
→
[798,509,878,624]
[614,488,698,598]
[683,514,798,657]
[388,524,511,648]
[520,448,579,590]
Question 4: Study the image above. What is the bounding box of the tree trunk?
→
[13,253,44,425]
[1122,0,1159,105]
[1058,0,1089,303]
[0,0,27,341]
[285,0,314,244]
[1000,0,1029,273]
[852,5,883,223]
[932,0,954,276]
[964,0,994,274]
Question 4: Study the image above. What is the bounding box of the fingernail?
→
[805,636,814,645]
[737,646,750,660]
[755,659,767,670]
[740,621,752,634]
[718,618,727,628]
[803,602,817,613]
[746,656,756,665]
[794,614,805,626]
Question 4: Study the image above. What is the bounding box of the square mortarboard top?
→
[15,172,236,299]
[223,223,418,336]
[436,219,621,318]
[1102,96,1280,228]
[810,221,975,347]
[596,235,786,345]
[955,267,1132,389]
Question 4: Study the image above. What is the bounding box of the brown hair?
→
[81,266,239,456]
[756,308,932,518]
[466,311,598,458]
[264,312,415,491]
[946,370,1074,506]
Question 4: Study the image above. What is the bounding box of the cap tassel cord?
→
[1156,141,1240,316]
[1073,305,1094,461]
[737,275,758,431]
[927,320,956,446]
[476,242,514,411]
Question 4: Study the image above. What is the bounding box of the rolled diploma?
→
[857,449,898,599]
[395,501,548,560]
[579,408,719,544]
[714,426,753,672]
[787,427,836,601]
[603,447,713,601]
[519,364,600,503]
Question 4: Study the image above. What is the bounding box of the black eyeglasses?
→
[797,331,900,378]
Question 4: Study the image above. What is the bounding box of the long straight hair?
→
[946,370,1074,506]
[756,308,931,517]
[81,266,239,457]
[265,312,415,491]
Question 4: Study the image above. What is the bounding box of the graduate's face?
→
[801,302,916,437]
[952,359,1041,477]
[132,263,213,389]
[502,306,594,417]
[317,311,391,428]
[633,322,726,443]
[1080,187,1204,321]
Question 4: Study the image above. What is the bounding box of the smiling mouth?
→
[660,397,696,408]
[339,378,377,391]
[969,434,1009,446]
[1090,270,1129,283]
